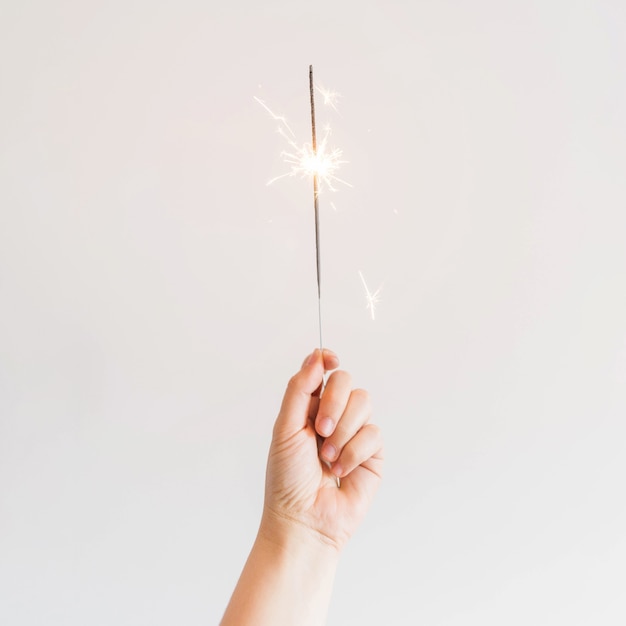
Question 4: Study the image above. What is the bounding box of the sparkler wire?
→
[310,65,339,488]
[309,65,323,351]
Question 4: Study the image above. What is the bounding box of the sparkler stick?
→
[309,65,324,350]
[310,66,340,488]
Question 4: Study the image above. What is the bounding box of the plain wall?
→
[1,1,625,624]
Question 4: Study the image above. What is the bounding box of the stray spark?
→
[315,83,342,112]
[253,96,295,138]
[358,271,383,321]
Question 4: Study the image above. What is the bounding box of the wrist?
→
[221,510,339,626]
[258,508,342,565]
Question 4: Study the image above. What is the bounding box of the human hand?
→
[261,349,384,553]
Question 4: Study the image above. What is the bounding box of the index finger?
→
[274,349,340,436]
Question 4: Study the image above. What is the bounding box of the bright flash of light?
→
[358,271,383,321]
[254,97,351,193]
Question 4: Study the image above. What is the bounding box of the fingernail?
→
[332,463,343,477]
[322,442,337,462]
[318,417,334,437]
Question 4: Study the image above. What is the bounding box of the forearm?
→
[221,350,383,624]
[221,514,339,626]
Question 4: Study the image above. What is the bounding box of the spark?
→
[358,271,383,321]
[253,96,295,138]
[254,97,351,193]
[315,83,342,112]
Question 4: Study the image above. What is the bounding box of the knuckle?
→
[367,423,384,448]
[333,417,358,443]
[352,388,370,408]
[352,387,369,400]
[328,425,348,446]
[339,441,358,468]
[367,423,381,438]
[287,373,301,391]
[329,369,352,386]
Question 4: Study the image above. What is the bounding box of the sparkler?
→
[255,67,350,349]
[256,68,359,489]
[309,65,323,350]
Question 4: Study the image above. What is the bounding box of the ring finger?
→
[320,388,371,463]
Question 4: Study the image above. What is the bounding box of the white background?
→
[1,1,625,624]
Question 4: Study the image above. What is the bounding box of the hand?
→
[261,349,384,553]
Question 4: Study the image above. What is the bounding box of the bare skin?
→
[221,349,384,626]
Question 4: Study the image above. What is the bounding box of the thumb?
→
[273,350,325,437]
